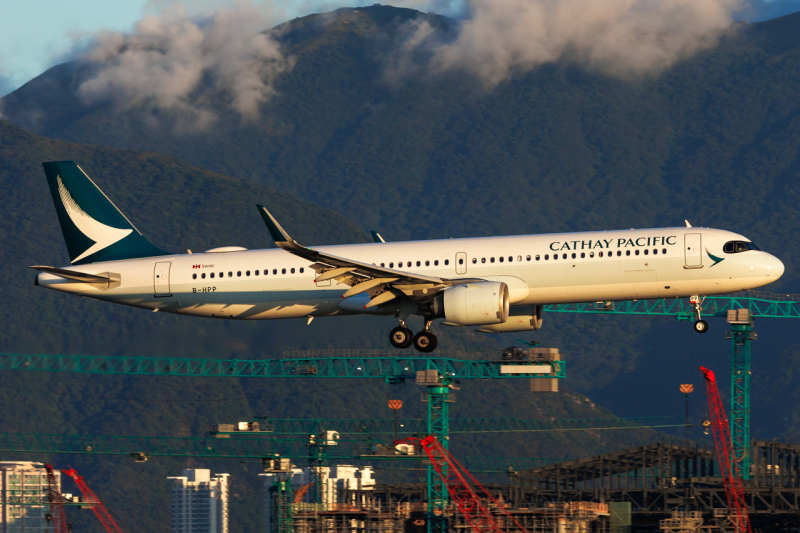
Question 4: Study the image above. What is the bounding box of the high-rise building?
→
[261,465,375,533]
[168,469,230,533]
[0,461,61,532]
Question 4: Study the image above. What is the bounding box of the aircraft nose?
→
[766,254,784,280]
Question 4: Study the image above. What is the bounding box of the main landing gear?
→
[690,295,709,334]
[389,319,438,353]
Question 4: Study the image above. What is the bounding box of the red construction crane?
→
[61,468,125,533]
[43,465,68,533]
[398,436,530,533]
[700,366,752,533]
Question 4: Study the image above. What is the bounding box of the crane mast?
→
[700,366,752,533]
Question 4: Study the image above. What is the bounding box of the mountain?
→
[2,6,800,293]
[4,6,800,530]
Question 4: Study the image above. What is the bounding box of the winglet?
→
[257,205,293,244]
[370,231,385,243]
[685,220,692,228]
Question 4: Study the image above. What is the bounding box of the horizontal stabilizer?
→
[30,266,113,284]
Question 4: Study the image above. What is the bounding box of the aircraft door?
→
[684,234,702,268]
[154,261,171,296]
[456,252,467,275]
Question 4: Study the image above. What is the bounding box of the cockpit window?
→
[723,241,759,254]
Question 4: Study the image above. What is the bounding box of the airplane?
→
[31,161,785,353]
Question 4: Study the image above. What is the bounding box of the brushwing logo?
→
[705,247,725,268]
[57,175,133,263]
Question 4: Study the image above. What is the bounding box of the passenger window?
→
[246,270,251,276]
[635,250,639,256]
[644,249,649,255]
[625,250,630,256]
[482,258,486,264]
[264,269,269,275]
[653,249,658,255]
[300,268,304,273]
[662,248,667,254]
[407,261,412,267]
[210,273,215,278]
[526,255,531,261]
[389,262,394,268]
[499,257,504,263]
[426,261,430,266]
[490,257,495,263]
[518,256,523,262]
[580,253,585,259]
[237,271,241,277]
[201,273,206,279]
[572,253,576,259]
[282,268,286,274]
[562,253,567,259]
[458,258,464,265]
[381,263,385,267]
[617,251,622,257]
[553,254,558,260]
[589,252,594,258]
[444,259,449,266]
[273,269,277,275]
[472,258,477,264]
[508,256,513,262]
[229,272,233,277]
[193,273,197,279]
[416,261,421,267]
[535,255,540,261]
[434,260,439,266]
[599,252,603,257]
[255,270,259,276]
[291,268,295,274]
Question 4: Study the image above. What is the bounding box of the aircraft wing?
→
[257,205,479,307]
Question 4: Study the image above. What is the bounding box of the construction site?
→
[2,293,800,533]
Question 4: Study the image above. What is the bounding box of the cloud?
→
[396,0,744,84]
[76,2,293,130]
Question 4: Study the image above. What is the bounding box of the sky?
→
[0,0,799,97]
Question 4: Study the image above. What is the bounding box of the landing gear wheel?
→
[413,331,438,353]
[390,327,414,349]
[694,320,709,334]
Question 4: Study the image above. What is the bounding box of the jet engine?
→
[432,282,509,325]
[476,305,544,333]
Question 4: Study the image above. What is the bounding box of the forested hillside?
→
[2,5,800,531]
[0,119,679,532]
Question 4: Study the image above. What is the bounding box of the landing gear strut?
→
[389,321,414,349]
[690,295,708,334]
[413,318,438,353]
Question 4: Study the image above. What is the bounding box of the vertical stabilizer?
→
[42,161,170,264]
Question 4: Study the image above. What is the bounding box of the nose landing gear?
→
[690,295,709,334]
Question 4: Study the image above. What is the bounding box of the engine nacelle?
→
[432,281,509,326]
[477,305,544,333]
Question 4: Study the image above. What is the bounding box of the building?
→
[168,469,230,533]
[0,461,61,533]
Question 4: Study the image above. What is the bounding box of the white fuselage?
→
[36,227,784,321]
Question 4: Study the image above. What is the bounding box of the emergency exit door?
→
[684,234,702,268]
[154,261,172,296]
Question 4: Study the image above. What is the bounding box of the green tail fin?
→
[42,161,170,264]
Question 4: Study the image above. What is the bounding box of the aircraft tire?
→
[413,331,438,353]
[694,320,709,334]
[390,326,414,349]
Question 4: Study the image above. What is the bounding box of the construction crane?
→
[700,367,751,533]
[61,468,125,533]
[44,465,68,533]
[400,436,530,533]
